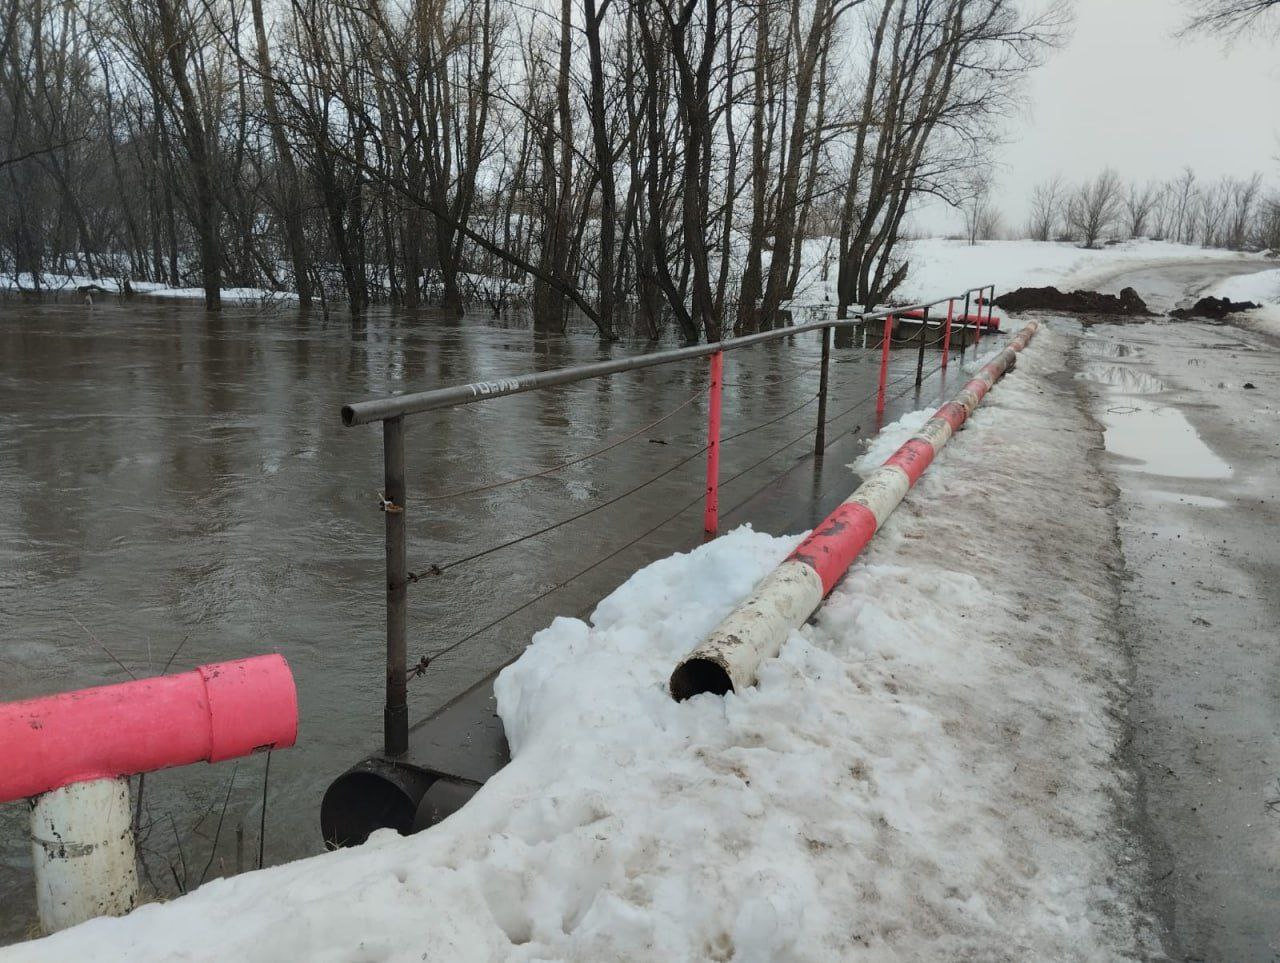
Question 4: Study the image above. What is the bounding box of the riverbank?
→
[6,322,1167,960]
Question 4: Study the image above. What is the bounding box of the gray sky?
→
[933,0,1280,234]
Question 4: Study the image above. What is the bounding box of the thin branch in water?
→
[71,616,138,680]
[257,750,272,871]
[198,762,240,885]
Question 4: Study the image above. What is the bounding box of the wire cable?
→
[420,387,706,502]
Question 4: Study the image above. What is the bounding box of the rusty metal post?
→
[915,306,930,387]
[815,325,831,457]
[382,416,408,757]
[961,292,972,359]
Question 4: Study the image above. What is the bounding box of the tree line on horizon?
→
[0,0,1065,340]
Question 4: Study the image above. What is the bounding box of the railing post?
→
[961,291,972,359]
[703,351,723,540]
[876,314,893,417]
[988,286,997,334]
[382,415,408,757]
[941,299,954,369]
[815,325,830,457]
[975,287,986,350]
[915,305,929,387]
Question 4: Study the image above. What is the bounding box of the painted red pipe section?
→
[704,351,724,539]
[941,299,954,369]
[0,655,297,802]
[876,315,893,416]
[670,322,1040,700]
[898,310,997,330]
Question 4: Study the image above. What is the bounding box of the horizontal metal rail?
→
[341,296,981,426]
[340,284,995,758]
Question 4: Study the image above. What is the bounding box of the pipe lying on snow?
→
[670,322,1040,701]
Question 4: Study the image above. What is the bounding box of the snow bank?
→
[7,324,1156,961]
[787,238,1259,313]
[0,272,296,303]
[851,406,934,474]
[1207,266,1280,339]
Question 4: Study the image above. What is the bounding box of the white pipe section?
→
[670,561,825,699]
[31,777,139,933]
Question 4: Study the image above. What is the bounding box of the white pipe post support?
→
[29,777,139,934]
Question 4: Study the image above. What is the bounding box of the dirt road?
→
[1066,265,1280,961]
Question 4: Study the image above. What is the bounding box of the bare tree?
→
[961,168,993,245]
[1067,168,1123,248]
[1184,0,1280,34]
[1026,175,1065,241]
[1123,180,1162,239]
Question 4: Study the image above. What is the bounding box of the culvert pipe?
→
[670,321,1040,701]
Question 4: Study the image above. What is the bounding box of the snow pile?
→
[7,326,1156,961]
[786,238,1257,312]
[851,406,934,474]
[1208,266,1280,338]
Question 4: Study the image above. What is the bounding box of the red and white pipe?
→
[670,322,1039,701]
[0,655,297,933]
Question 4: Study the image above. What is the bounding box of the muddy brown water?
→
[0,297,961,941]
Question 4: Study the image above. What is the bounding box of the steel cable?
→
[408,393,820,579]
[420,387,707,502]
[409,353,952,676]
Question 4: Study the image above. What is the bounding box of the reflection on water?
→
[0,297,949,940]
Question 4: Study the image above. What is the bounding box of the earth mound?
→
[1168,296,1260,320]
[994,286,1154,316]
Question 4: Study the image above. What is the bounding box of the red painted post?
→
[876,315,894,417]
[941,299,954,369]
[703,351,723,539]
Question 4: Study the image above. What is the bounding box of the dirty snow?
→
[1207,266,1280,339]
[6,324,1157,961]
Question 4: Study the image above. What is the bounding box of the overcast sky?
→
[930,0,1280,234]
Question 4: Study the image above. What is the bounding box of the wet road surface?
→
[1068,265,1280,961]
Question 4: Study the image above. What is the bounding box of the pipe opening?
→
[320,761,435,849]
[340,404,357,427]
[670,658,734,702]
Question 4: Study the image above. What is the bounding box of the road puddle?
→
[1143,490,1230,509]
[1100,404,1233,479]
[1078,362,1166,393]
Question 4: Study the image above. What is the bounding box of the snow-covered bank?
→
[1207,266,1280,339]
[0,273,297,303]
[7,325,1157,961]
[787,238,1262,313]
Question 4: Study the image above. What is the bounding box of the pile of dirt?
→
[994,286,1155,316]
[1168,296,1260,320]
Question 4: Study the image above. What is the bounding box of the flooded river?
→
[0,297,958,940]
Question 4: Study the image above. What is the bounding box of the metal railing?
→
[342,285,996,755]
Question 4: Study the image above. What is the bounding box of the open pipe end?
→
[320,759,435,849]
[670,658,734,702]
[340,404,358,427]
